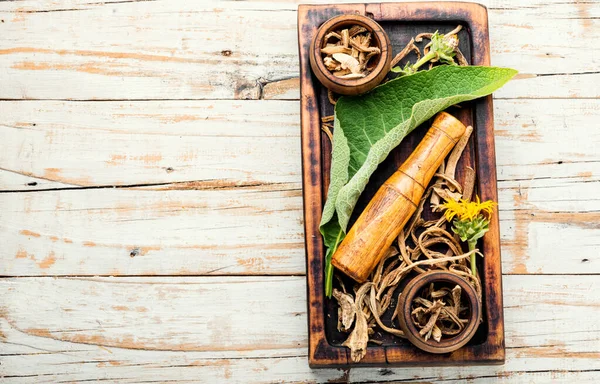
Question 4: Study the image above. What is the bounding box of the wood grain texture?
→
[0,0,598,381]
[1,276,599,382]
[0,100,301,190]
[0,185,304,276]
[0,0,597,100]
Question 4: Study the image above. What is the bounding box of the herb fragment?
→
[391,26,467,75]
[342,282,372,362]
[321,25,381,78]
[411,283,469,342]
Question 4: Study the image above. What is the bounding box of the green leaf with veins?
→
[320,65,517,297]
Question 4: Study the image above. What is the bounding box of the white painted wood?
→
[1,275,599,382]
[1,0,598,11]
[0,100,301,189]
[0,185,305,276]
[0,0,597,100]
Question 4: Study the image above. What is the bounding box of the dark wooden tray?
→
[298,2,505,368]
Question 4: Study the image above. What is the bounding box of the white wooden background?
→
[0,0,598,382]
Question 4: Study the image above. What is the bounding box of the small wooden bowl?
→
[309,14,392,96]
[397,271,481,354]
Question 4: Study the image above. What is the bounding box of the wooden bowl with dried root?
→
[397,271,481,354]
[309,14,392,95]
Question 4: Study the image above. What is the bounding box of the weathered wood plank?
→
[1,99,597,190]
[1,275,599,382]
[0,100,301,190]
[0,1,597,100]
[493,99,600,273]
[0,185,305,276]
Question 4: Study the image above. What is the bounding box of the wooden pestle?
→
[331,112,467,283]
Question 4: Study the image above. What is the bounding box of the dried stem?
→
[321,124,334,145]
[462,167,476,202]
[328,89,338,105]
[390,38,421,68]
[445,125,473,180]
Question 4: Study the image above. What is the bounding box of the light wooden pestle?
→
[331,112,467,283]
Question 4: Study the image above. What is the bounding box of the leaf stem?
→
[467,239,478,277]
[325,262,334,298]
[411,51,437,71]
[325,230,344,298]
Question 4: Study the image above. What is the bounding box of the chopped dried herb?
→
[411,282,470,342]
[320,25,381,79]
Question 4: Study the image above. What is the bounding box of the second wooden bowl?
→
[397,271,481,354]
[309,14,392,96]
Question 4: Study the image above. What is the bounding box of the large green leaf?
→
[320,65,517,297]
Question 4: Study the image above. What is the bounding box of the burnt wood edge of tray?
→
[298,2,504,367]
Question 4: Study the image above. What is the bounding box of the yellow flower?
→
[441,196,496,222]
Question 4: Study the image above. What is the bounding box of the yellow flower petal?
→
[440,196,496,222]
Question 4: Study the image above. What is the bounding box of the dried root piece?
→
[411,282,470,343]
[321,45,352,55]
[333,53,361,74]
[415,32,433,43]
[430,163,445,206]
[451,285,462,315]
[433,173,463,193]
[343,283,372,362]
[324,31,342,43]
[320,25,381,81]
[433,186,462,203]
[419,300,444,338]
[462,166,476,202]
[432,324,443,342]
[372,246,399,289]
[327,89,338,105]
[349,39,380,54]
[368,285,405,338]
[341,28,349,48]
[333,288,356,331]
[390,38,421,68]
[321,123,333,145]
[445,125,473,180]
[349,25,367,37]
[323,56,339,71]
